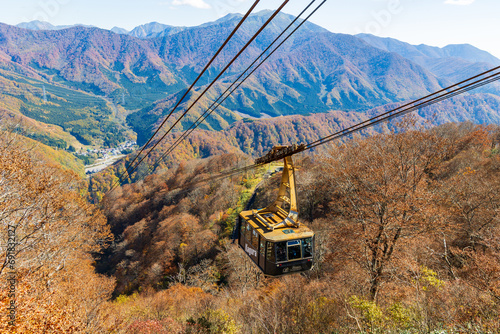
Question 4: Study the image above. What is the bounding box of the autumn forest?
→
[1,118,499,333]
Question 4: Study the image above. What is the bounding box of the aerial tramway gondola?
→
[237,146,314,276]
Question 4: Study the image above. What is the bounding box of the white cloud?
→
[444,0,476,5]
[172,0,211,9]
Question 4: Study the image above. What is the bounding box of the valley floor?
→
[85,154,126,175]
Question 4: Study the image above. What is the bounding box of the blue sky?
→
[1,0,499,58]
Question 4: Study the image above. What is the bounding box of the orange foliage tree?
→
[0,125,114,333]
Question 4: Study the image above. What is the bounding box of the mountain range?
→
[16,14,246,38]
[16,20,94,31]
[357,34,500,92]
[1,11,499,152]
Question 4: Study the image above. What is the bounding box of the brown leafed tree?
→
[0,125,114,332]
[437,135,500,302]
[322,119,448,300]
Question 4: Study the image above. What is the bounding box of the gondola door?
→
[258,237,266,272]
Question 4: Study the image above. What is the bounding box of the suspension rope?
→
[143,0,327,177]
[113,0,262,185]
[119,0,292,187]
[163,66,500,193]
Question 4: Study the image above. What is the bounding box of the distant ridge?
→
[111,26,129,35]
[17,20,55,30]
[128,22,186,39]
[16,20,94,31]
[15,10,328,38]
[357,34,500,67]
[357,33,500,91]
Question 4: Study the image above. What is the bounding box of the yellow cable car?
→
[238,147,314,276]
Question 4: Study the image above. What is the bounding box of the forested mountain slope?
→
[89,93,500,201]
[2,11,498,151]
[93,121,500,333]
[357,33,500,94]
